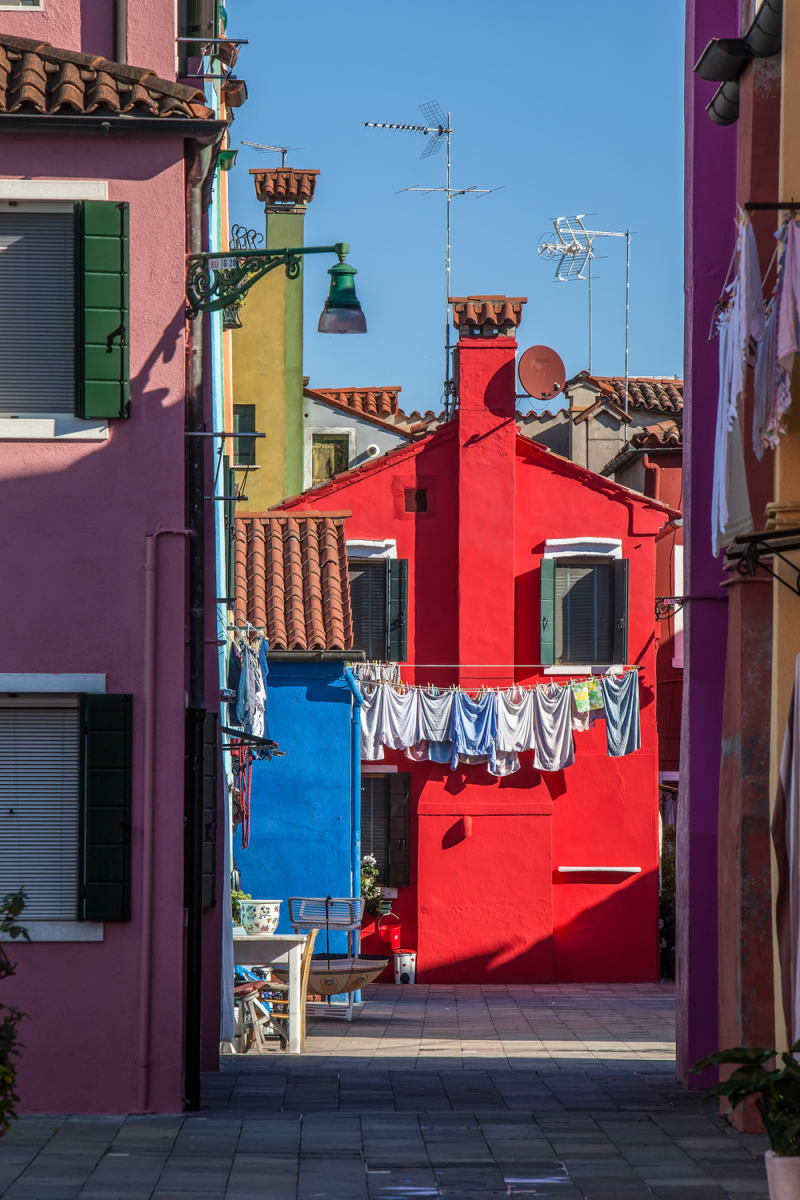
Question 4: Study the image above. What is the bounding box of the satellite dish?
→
[518,345,566,402]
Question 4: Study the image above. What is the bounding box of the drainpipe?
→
[113,0,127,63]
[343,667,363,1000]
[184,140,214,1111]
[138,528,193,1113]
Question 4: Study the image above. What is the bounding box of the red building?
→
[276,296,678,982]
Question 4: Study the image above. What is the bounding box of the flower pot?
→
[766,1151,800,1200]
[239,899,281,935]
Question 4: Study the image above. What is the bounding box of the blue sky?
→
[227,1,685,414]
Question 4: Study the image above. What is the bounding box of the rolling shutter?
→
[387,774,410,888]
[540,557,555,666]
[79,694,132,921]
[387,559,408,662]
[202,712,219,909]
[0,211,75,415]
[361,776,389,882]
[612,558,629,663]
[0,702,81,920]
[76,200,130,419]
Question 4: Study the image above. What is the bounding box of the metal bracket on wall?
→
[655,596,685,620]
[727,526,800,598]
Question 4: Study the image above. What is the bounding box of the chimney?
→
[233,170,321,504]
[451,295,526,687]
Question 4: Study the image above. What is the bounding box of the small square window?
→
[404,487,427,513]
[312,433,349,485]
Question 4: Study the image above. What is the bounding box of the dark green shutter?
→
[349,561,387,658]
[76,200,130,419]
[613,558,629,663]
[79,694,132,921]
[540,557,555,666]
[387,774,410,888]
[202,712,219,909]
[224,457,235,595]
[387,558,408,662]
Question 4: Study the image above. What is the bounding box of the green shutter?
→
[79,694,132,921]
[540,557,555,666]
[613,558,629,663]
[224,457,235,596]
[387,558,408,662]
[202,712,219,909]
[76,200,130,419]
[387,774,410,888]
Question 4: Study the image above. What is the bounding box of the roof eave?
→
[0,113,228,142]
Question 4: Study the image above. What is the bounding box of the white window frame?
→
[304,426,355,490]
[0,180,109,441]
[346,539,397,560]
[0,1,44,8]
[0,674,106,943]
[542,537,624,674]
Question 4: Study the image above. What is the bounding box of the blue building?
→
[232,513,361,951]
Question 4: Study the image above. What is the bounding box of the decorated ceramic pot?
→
[239,899,281,935]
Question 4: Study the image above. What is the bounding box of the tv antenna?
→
[241,140,305,167]
[365,101,502,416]
[538,214,632,412]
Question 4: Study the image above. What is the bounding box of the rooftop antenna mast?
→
[537,214,632,413]
[241,140,305,167]
[365,101,502,417]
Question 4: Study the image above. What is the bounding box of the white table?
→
[233,933,306,1054]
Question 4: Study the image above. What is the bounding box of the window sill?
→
[0,416,109,441]
[0,921,104,943]
[545,664,624,675]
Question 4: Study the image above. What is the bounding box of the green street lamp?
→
[186,241,366,333]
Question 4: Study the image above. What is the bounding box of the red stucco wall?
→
[280,331,670,983]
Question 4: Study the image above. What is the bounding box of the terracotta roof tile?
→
[234,514,353,651]
[449,295,527,331]
[566,371,683,414]
[313,386,402,418]
[630,420,683,448]
[251,168,320,206]
[0,34,213,119]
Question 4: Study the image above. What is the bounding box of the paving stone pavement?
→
[0,983,769,1199]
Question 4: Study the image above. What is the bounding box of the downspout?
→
[184,140,213,1111]
[642,453,660,502]
[113,0,127,63]
[138,527,193,1113]
[344,667,363,1002]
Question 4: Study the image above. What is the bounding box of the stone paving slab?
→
[0,984,769,1199]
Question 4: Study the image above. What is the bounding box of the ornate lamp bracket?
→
[186,242,348,315]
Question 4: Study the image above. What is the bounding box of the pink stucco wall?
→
[0,134,197,1114]
[0,0,177,80]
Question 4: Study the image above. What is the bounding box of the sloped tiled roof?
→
[630,420,683,448]
[566,371,683,414]
[450,295,527,331]
[234,514,353,651]
[251,168,319,206]
[0,35,214,119]
[313,387,402,419]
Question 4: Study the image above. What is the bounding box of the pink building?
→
[0,6,231,1113]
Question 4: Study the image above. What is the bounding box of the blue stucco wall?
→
[234,660,356,951]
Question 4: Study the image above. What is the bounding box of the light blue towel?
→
[600,671,641,757]
[450,691,497,769]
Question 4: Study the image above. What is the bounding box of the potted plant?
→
[692,1041,800,1199]
[360,855,383,919]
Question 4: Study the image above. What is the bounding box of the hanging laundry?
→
[496,688,536,753]
[406,688,456,763]
[488,749,520,777]
[777,219,800,388]
[601,671,641,757]
[570,690,594,733]
[450,690,497,769]
[711,220,763,555]
[533,683,574,772]
[587,676,605,710]
[360,683,385,761]
[571,680,590,713]
[380,686,419,750]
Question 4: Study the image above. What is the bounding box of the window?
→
[360,774,410,886]
[349,558,408,661]
[312,433,349,485]
[540,557,628,665]
[0,1,43,7]
[404,487,427,513]
[233,404,256,466]
[0,201,129,419]
[0,693,132,922]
